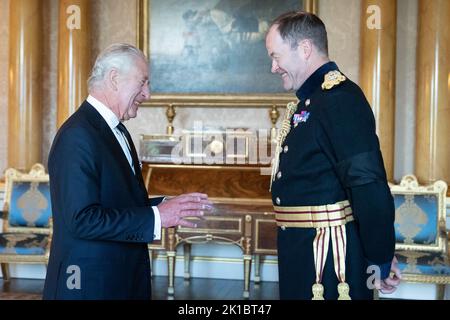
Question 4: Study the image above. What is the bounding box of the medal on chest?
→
[293,110,310,127]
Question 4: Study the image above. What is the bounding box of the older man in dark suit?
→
[43,43,211,299]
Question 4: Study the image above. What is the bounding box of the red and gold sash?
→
[274,200,353,300]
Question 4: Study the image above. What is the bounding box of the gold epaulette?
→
[321,70,346,90]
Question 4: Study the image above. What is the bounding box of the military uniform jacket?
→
[271,62,395,299]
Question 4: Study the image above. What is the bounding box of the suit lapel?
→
[79,102,148,196]
[120,126,146,189]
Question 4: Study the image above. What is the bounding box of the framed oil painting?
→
[137,0,318,106]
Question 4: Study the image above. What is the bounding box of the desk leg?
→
[254,254,261,283]
[243,255,251,299]
[1,264,10,281]
[167,251,176,295]
[437,284,445,300]
[184,243,191,280]
[148,249,154,277]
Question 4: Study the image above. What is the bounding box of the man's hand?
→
[158,193,212,228]
[377,256,402,294]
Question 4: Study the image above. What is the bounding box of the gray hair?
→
[87,43,147,91]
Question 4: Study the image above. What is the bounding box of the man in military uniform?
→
[265,11,401,300]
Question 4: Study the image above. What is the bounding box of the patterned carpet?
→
[0,292,42,300]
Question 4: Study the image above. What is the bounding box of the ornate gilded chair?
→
[391,175,449,299]
[0,164,52,281]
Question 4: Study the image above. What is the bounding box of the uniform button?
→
[283,145,289,153]
[281,226,286,231]
[276,197,281,205]
[305,99,311,106]
[277,171,282,179]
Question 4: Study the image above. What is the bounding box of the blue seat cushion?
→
[396,250,450,276]
[0,233,48,255]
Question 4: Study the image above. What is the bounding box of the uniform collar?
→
[295,61,339,100]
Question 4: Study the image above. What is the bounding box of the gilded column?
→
[304,0,319,14]
[57,0,90,127]
[359,0,397,181]
[415,0,450,186]
[8,0,42,170]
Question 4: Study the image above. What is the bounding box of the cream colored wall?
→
[0,0,9,175]
[89,0,170,144]
[0,0,417,182]
[90,0,137,59]
[319,0,361,83]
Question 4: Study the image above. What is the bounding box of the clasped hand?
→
[158,192,213,228]
[375,256,402,294]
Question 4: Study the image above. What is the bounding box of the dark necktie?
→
[116,122,141,177]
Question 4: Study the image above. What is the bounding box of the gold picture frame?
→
[137,0,318,108]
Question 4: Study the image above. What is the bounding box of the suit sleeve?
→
[49,125,155,243]
[316,88,395,271]
[149,197,165,206]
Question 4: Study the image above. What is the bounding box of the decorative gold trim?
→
[141,95,294,108]
[321,70,346,90]
[209,197,272,205]
[147,195,272,206]
[177,216,243,234]
[400,273,450,285]
[274,200,350,213]
[0,255,48,263]
[148,227,166,250]
[152,254,278,265]
[144,163,269,171]
[176,234,244,250]
[270,101,298,190]
[274,200,353,228]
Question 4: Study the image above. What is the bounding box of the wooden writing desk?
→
[142,162,278,298]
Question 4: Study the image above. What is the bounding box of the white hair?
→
[87,43,147,91]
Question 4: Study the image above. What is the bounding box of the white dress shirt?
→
[87,95,161,240]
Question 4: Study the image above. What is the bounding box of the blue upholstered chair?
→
[0,164,52,281]
[390,175,449,299]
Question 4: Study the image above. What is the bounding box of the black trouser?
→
[277,221,373,300]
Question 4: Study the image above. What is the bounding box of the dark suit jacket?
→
[43,101,161,300]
